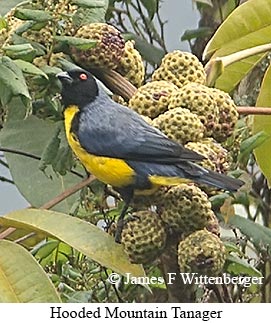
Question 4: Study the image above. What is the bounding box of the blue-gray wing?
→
[74,101,204,164]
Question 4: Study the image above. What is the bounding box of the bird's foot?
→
[115,218,124,243]
[114,213,138,243]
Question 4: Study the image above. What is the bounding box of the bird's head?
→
[57,68,98,109]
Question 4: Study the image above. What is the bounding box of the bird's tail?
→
[192,168,244,191]
[132,160,244,192]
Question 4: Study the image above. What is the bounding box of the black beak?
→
[57,71,73,84]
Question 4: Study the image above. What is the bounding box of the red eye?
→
[79,73,88,80]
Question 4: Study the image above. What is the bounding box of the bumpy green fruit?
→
[185,139,229,174]
[157,184,213,235]
[152,108,205,145]
[116,40,145,87]
[168,82,219,136]
[210,88,239,142]
[128,81,178,118]
[71,23,125,69]
[121,210,167,264]
[205,210,220,237]
[178,229,226,275]
[152,50,206,88]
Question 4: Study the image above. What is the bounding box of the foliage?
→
[0,0,270,303]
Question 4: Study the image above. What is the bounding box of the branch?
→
[90,69,137,100]
[0,176,14,184]
[221,43,271,68]
[0,227,17,239]
[0,147,84,178]
[0,176,96,240]
[40,175,96,209]
[90,69,271,115]
[0,147,41,161]
[237,107,271,115]
[159,234,195,302]
[205,43,271,86]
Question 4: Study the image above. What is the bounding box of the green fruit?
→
[71,23,125,69]
[211,88,239,142]
[157,184,213,235]
[116,40,145,87]
[128,80,178,118]
[152,108,205,145]
[152,50,206,88]
[205,210,220,237]
[185,139,229,174]
[168,82,219,136]
[178,229,226,275]
[121,210,167,264]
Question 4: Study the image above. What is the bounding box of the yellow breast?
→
[64,106,135,188]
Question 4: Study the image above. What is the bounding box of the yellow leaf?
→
[0,240,61,303]
[253,64,271,187]
[203,0,271,92]
[0,208,145,278]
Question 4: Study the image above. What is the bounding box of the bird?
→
[57,68,244,241]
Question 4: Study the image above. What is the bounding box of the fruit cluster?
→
[0,1,145,87]
[1,3,240,277]
[122,48,238,276]
[121,47,238,276]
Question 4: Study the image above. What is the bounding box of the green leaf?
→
[0,56,30,102]
[53,145,74,176]
[224,242,243,255]
[54,35,97,50]
[14,8,52,22]
[123,33,165,65]
[193,0,213,6]
[67,291,93,303]
[0,225,45,248]
[32,240,60,261]
[224,254,262,292]
[11,33,46,56]
[0,209,145,278]
[14,59,48,78]
[238,131,269,165]
[73,0,109,26]
[0,107,82,213]
[3,43,36,61]
[71,0,107,7]
[253,63,271,187]
[203,0,271,92]
[203,0,271,59]
[205,57,224,87]
[229,215,271,255]
[39,124,74,176]
[225,255,262,277]
[181,27,212,42]
[140,0,158,20]
[39,126,61,173]
[0,80,12,106]
[32,240,72,266]
[0,240,61,302]
[0,16,7,29]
